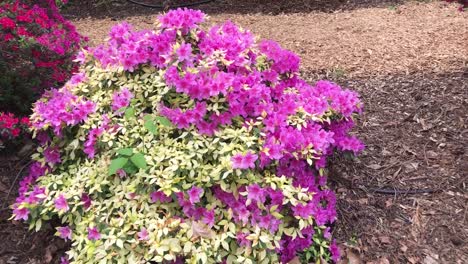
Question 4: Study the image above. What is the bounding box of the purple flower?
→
[324,227,332,239]
[292,203,312,218]
[60,256,70,264]
[330,240,340,262]
[44,147,61,165]
[176,43,192,61]
[242,151,258,169]
[87,227,101,240]
[13,207,29,221]
[116,168,127,178]
[203,209,215,227]
[150,191,172,203]
[231,151,258,169]
[246,184,265,203]
[54,194,69,212]
[57,226,72,240]
[112,87,133,111]
[81,193,92,209]
[230,153,244,169]
[137,228,149,241]
[187,186,203,204]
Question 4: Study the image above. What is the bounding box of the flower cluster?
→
[31,89,96,135]
[0,112,30,149]
[0,0,85,114]
[14,9,364,264]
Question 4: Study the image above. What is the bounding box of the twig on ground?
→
[0,160,33,211]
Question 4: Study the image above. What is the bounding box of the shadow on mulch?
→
[0,70,466,263]
[62,0,406,20]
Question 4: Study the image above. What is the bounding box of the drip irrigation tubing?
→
[126,0,215,9]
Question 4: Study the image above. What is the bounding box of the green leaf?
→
[144,119,158,135]
[35,219,42,232]
[155,116,172,127]
[117,148,133,156]
[109,157,129,175]
[130,153,147,170]
[125,107,135,119]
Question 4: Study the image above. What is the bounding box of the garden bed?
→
[1,0,467,263]
[2,71,466,263]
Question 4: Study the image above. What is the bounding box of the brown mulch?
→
[1,0,467,263]
[323,71,468,263]
[67,1,468,77]
[0,156,68,264]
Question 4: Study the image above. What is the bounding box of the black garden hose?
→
[126,0,215,9]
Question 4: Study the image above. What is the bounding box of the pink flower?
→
[176,43,192,61]
[203,209,215,227]
[57,226,72,240]
[13,207,29,221]
[137,228,149,241]
[87,227,101,240]
[54,194,69,212]
[231,151,258,169]
[242,151,258,169]
[330,240,340,262]
[44,147,61,165]
[60,256,70,264]
[187,186,203,204]
[111,88,133,111]
[246,184,265,203]
[150,191,172,203]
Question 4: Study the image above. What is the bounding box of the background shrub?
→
[13,9,363,263]
[0,0,85,114]
[443,0,468,10]
[0,112,30,150]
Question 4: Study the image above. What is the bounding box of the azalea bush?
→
[0,112,30,150]
[0,0,85,114]
[12,9,364,264]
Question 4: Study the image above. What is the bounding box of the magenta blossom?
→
[87,227,101,240]
[57,226,72,240]
[44,147,61,165]
[13,207,29,221]
[60,256,70,264]
[187,186,203,204]
[246,184,265,203]
[54,194,69,212]
[330,240,340,262]
[150,191,172,203]
[231,151,258,169]
[137,228,149,241]
[81,193,92,209]
[112,87,133,112]
[176,43,192,61]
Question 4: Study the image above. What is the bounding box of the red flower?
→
[0,17,16,30]
[11,128,20,137]
[17,27,29,37]
[3,33,14,42]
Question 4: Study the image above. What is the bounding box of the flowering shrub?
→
[12,9,364,264]
[443,0,468,11]
[0,112,30,149]
[0,0,85,114]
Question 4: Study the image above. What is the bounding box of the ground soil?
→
[0,0,466,263]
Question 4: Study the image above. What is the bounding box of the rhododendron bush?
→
[0,0,84,114]
[12,9,364,264]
